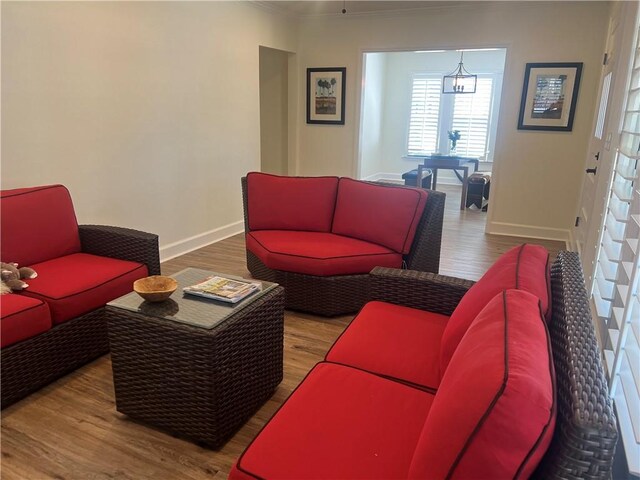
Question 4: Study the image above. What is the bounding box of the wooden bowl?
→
[133,276,178,302]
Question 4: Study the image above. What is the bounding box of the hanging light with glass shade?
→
[443,51,477,94]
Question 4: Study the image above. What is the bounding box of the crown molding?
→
[249,1,588,21]
[249,1,299,17]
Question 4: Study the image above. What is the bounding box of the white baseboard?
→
[363,171,460,186]
[362,172,402,182]
[486,221,570,243]
[566,228,576,251]
[159,220,244,263]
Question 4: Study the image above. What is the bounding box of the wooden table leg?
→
[432,168,438,190]
[416,165,425,188]
[460,166,469,210]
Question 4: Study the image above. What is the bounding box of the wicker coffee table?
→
[106,268,284,448]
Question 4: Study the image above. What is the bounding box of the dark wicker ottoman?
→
[105,268,284,448]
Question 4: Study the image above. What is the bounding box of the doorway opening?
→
[259,46,294,175]
[358,48,507,218]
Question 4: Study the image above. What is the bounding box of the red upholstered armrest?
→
[78,225,160,275]
[369,267,474,316]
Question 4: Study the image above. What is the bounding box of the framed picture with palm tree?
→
[307,67,346,125]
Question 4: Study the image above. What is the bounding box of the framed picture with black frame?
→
[306,67,346,125]
[517,62,583,131]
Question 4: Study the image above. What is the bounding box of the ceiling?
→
[255,1,471,16]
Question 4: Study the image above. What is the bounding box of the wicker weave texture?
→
[370,266,474,316]
[2,223,161,409]
[533,251,618,480]
[241,176,445,316]
[1,309,109,409]
[247,251,369,317]
[107,287,285,448]
[79,224,161,275]
[403,189,445,273]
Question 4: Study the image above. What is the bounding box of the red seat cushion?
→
[409,290,556,479]
[0,294,52,348]
[1,185,82,266]
[439,243,550,374]
[332,178,428,254]
[19,253,148,325]
[326,301,447,390]
[233,362,434,480]
[246,172,339,232]
[246,230,402,276]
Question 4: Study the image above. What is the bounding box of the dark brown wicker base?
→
[533,251,618,480]
[247,251,368,317]
[106,286,285,448]
[1,308,109,409]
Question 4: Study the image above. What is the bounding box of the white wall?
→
[295,2,609,241]
[1,1,296,260]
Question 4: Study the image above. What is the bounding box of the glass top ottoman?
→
[106,268,284,448]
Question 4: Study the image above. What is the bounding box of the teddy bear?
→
[1,262,38,295]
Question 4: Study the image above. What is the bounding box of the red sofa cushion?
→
[409,290,556,479]
[326,301,447,390]
[332,178,428,254]
[20,253,148,325]
[0,294,52,348]
[1,185,82,267]
[439,243,550,374]
[246,172,339,232]
[246,230,402,276]
[233,362,434,480]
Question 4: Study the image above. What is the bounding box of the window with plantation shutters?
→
[407,74,497,159]
[596,21,640,476]
[407,76,442,154]
[451,78,494,158]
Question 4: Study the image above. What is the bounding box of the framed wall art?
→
[517,62,583,131]
[306,67,346,125]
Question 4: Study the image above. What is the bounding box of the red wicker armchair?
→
[1,185,160,408]
[241,173,445,316]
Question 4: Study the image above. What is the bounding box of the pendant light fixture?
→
[443,51,477,94]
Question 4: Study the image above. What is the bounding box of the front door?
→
[573,4,625,290]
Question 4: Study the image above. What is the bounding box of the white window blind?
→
[596,72,613,140]
[407,75,495,158]
[597,24,640,476]
[451,77,494,158]
[407,77,442,154]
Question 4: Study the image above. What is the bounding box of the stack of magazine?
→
[183,276,261,304]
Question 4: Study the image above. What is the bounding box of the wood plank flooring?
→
[0,185,565,479]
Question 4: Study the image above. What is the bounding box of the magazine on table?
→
[183,276,261,303]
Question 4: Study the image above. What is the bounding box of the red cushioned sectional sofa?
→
[0,185,160,408]
[230,245,618,479]
[242,172,445,316]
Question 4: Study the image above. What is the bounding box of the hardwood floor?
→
[0,185,565,480]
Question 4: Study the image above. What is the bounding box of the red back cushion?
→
[1,185,81,266]
[440,244,550,374]
[246,172,339,232]
[331,178,428,254]
[409,290,556,479]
